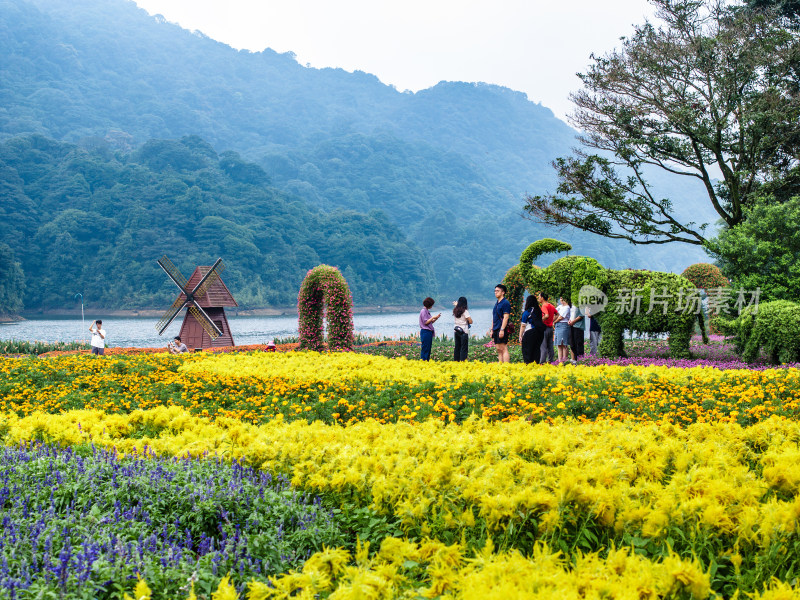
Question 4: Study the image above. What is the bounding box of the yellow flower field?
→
[3,352,800,427]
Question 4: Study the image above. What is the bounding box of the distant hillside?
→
[0,134,433,309]
[0,0,712,309]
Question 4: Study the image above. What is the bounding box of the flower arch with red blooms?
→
[297,265,355,351]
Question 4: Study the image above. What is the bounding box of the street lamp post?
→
[74,293,84,342]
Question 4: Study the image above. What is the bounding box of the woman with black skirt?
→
[452,296,473,361]
[519,294,545,364]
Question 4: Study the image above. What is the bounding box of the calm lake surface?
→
[0,309,496,348]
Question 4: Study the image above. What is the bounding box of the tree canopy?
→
[706,195,800,302]
[524,0,800,246]
[0,134,435,311]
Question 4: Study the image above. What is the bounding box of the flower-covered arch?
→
[298,265,355,351]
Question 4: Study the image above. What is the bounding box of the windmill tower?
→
[155,256,238,349]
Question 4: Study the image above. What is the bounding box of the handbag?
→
[454,325,466,334]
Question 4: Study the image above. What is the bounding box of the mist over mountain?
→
[0,0,710,310]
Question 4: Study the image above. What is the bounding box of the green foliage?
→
[0,339,89,355]
[525,0,800,247]
[298,265,355,351]
[746,0,800,20]
[524,255,605,306]
[519,239,705,358]
[599,269,702,359]
[718,300,800,364]
[706,196,800,302]
[0,243,25,317]
[518,239,572,283]
[0,135,434,309]
[681,263,729,291]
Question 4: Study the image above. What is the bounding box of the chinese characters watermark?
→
[578,287,760,316]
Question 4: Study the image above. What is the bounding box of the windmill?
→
[155,256,237,349]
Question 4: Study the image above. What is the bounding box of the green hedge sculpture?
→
[717,300,800,364]
[518,239,707,359]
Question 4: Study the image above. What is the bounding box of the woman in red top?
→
[537,292,556,363]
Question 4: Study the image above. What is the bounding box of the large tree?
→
[525,0,800,246]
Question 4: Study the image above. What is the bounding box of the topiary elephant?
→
[507,239,707,359]
[717,300,800,364]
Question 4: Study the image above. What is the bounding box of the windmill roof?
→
[179,266,238,308]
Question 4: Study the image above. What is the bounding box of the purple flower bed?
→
[0,443,346,598]
[579,335,800,370]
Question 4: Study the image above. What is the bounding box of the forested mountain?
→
[0,0,710,311]
[0,134,433,309]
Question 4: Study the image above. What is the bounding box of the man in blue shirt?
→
[490,284,511,363]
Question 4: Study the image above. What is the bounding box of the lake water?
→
[0,309,497,348]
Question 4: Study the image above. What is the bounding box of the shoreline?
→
[7,300,497,322]
[14,305,424,319]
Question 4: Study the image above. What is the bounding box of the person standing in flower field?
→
[419,297,440,361]
[88,319,106,356]
[568,302,585,363]
[537,292,556,363]
[452,296,473,362]
[489,284,511,363]
[586,307,603,355]
[519,294,545,364]
[554,297,572,364]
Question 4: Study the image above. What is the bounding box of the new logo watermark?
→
[578,285,608,315]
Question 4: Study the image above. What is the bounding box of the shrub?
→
[681,263,728,291]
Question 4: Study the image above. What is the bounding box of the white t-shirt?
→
[90,328,106,348]
[556,304,571,321]
[454,309,471,330]
[570,305,579,321]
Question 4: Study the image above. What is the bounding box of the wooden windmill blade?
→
[192,258,225,299]
[155,295,188,335]
[156,255,189,290]
[188,304,223,339]
[155,255,191,335]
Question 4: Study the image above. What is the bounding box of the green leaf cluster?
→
[718,300,800,364]
[706,196,800,302]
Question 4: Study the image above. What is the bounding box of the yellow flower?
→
[212,575,239,600]
[124,576,152,600]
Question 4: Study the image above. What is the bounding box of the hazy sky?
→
[133,0,657,122]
